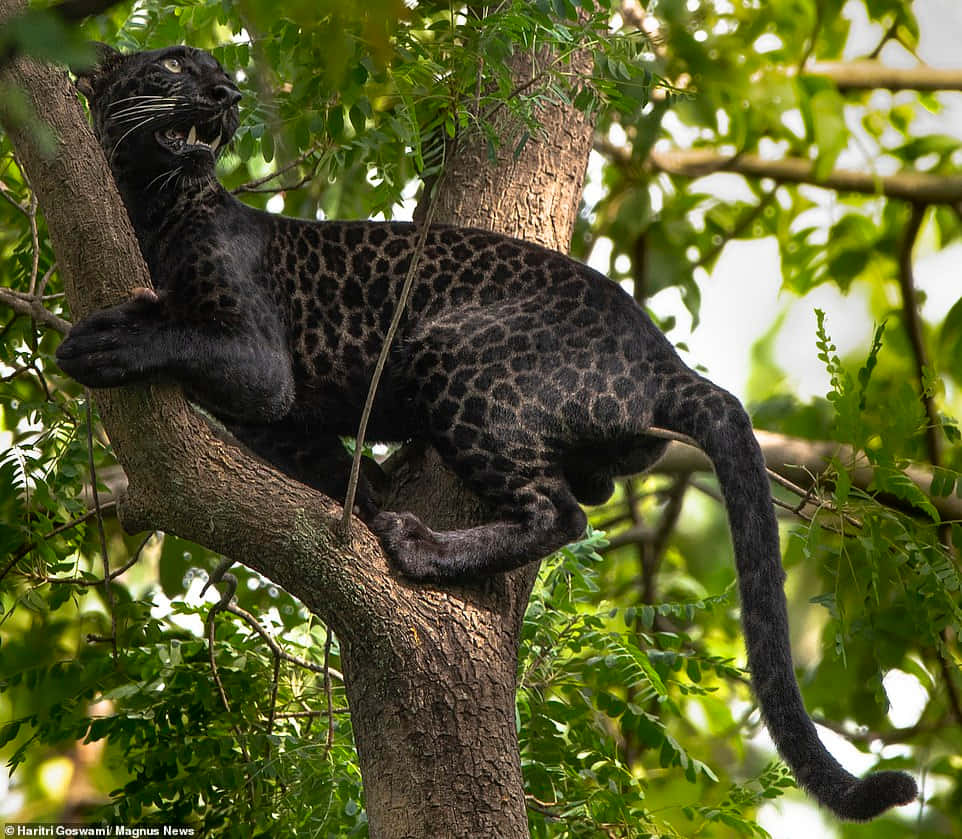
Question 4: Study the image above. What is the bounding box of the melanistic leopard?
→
[56,44,917,821]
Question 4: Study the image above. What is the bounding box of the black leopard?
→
[55,43,917,821]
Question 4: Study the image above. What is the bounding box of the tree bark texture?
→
[340,39,596,839]
[0,3,595,836]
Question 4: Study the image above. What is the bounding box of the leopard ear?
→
[73,42,123,99]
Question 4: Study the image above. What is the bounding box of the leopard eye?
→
[161,57,183,73]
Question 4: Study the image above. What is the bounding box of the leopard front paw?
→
[370,511,447,582]
[56,306,156,387]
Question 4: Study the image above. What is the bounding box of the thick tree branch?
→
[806,61,962,92]
[0,6,593,835]
[647,148,962,204]
[656,429,962,521]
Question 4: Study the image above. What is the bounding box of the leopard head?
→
[74,44,241,187]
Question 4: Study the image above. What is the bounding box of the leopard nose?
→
[212,84,242,107]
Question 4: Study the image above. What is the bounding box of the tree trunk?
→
[0,3,595,834]
[350,41,595,838]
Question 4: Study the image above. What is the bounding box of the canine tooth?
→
[210,133,221,152]
[188,125,197,145]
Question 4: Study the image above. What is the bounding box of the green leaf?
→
[874,466,940,522]
[0,719,22,748]
[832,456,851,503]
[930,467,958,498]
[810,89,847,180]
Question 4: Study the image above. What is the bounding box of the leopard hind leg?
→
[371,393,587,583]
[371,467,587,583]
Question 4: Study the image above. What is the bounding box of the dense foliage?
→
[1,0,960,836]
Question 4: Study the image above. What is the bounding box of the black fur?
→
[57,44,917,820]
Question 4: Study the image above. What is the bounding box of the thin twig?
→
[207,613,233,714]
[27,191,40,295]
[38,530,152,585]
[811,713,945,745]
[694,191,775,271]
[206,626,255,808]
[897,204,940,462]
[323,624,335,756]
[645,424,861,527]
[36,262,56,299]
[341,167,446,533]
[0,180,29,215]
[203,586,255,775]
[274,708,351,718]
[0,286,71,334]
[224,603,344,680]
[203,566,257,808]
[768,467,861,529]
[231,143,324,195]
[86,399,118,665]
[0,501,118,583]
[266,653,281,739]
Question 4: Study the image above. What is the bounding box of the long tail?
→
[653,376,917,821]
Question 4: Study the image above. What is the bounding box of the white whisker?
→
[160,167,183,193]
[145,166,177,192]
[106,95,182,112]
[111,101,178,114]
[110,107,178,124]
[110,108,178,126]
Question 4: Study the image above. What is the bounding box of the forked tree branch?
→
[0,16,581,835]
[0,284,71,333]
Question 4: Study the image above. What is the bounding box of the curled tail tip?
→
[823,770,918,822]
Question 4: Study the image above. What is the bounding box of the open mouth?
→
[155,125,223,155]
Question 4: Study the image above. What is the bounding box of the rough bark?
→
[0,2,595,836]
